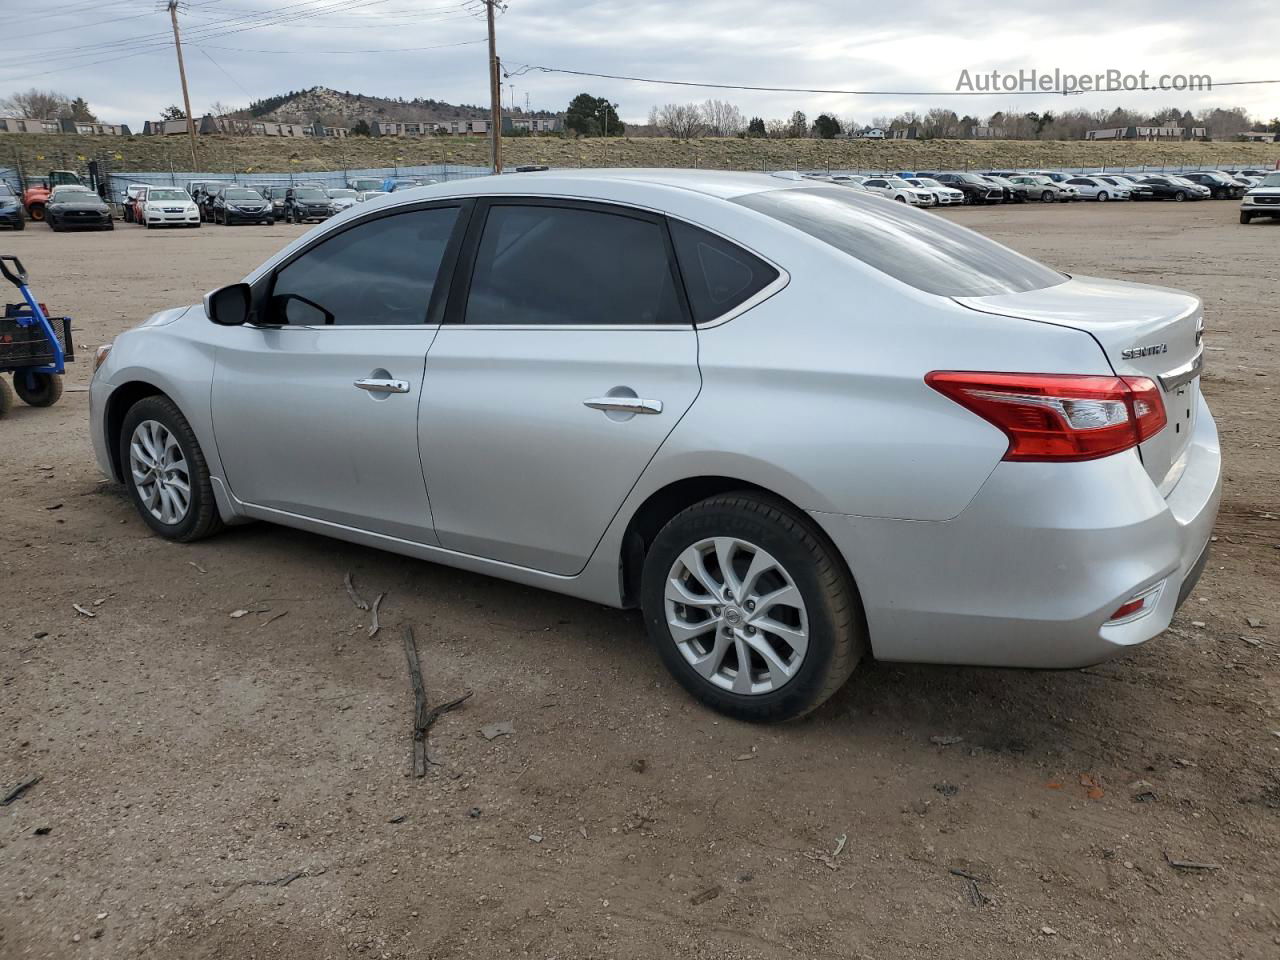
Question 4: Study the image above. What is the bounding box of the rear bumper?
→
[813,392,1222,668]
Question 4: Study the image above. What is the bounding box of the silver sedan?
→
[90,170,1221,722]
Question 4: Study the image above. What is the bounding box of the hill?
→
[2,131,1277,177]
[245,86,493,126]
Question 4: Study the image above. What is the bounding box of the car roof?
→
[405,168,824,202]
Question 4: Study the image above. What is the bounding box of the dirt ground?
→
[1,200,1277,960]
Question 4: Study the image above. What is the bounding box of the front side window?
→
[465,203,683,326]
[735,186,1066,298]
[269,206,460,325]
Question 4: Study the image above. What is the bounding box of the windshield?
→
[147,189,187,201]
[295,189,326,201]
[51,188,93,201]
[224,189,262,200]
[735,186,1066,297]
[885,178,914,188]
[1260,172,1280,187]
[328,189,356,198]
[352,179,381,190]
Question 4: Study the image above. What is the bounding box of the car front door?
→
[418,198,702,576]
[211,201,468,543]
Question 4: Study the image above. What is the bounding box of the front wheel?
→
[119,395,223,542]
[13,371,63,407]
[27,204,45,222]
[640,494,865,723]
[1041,190,1054,202]
[1240,211,1252,224]
[1174,191,1187,202]
[1097,192,1109,202]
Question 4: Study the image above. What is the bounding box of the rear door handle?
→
[583,397,663,415]
[354,378,410,394]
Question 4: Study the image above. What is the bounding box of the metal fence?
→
[102,163,492,203]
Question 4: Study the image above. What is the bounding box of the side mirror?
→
[204,283,251,326]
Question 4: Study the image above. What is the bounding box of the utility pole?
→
[166,0,199,170]
[485,0,502,174]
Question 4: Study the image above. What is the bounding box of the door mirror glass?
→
[205,283,251,326]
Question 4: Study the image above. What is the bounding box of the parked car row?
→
[812,168,1273,206]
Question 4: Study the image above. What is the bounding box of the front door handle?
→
[354,378,410,395]
[583,396,663,415]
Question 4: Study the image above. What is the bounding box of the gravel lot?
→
[1,201,1277,959]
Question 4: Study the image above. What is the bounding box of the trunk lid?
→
[954,275,1203,493]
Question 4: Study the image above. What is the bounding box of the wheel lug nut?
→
[745,626,756,636]
[712,606,721,615]
[724,590,733,601]
[744,600,755,611]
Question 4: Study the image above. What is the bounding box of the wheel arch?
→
[103,380,171,480]
[617,475,858,611]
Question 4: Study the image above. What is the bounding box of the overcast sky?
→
[2,0,1276,130]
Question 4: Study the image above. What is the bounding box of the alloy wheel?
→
[664,537,809,695]
[129,419,191,525]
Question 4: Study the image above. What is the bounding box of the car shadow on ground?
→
[211,518,1132,767]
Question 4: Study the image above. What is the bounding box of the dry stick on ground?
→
[402,626,473,778]
[344,572,369,611]
[1,776,41,806]
[368,592,385,638]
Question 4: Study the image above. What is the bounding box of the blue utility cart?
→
[0,255,72,415]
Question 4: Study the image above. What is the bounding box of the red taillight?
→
[926,371,1166,462]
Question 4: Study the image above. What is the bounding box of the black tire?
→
[13,217,24,231]
[640,493,865,723]
[1240,212,1252,224]
[118,395,224,542]
[265,218,275,226]
[0,376,13,417]
[1041,190,1054,202]
[27,204,45,222]
[1174,191,1187,202]
[1097,192,1109,202]
[48,218,60,232]
[13,371,63,407]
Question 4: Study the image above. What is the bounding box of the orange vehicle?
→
[22,170,84,222]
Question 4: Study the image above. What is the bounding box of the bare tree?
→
[699,99,744,137]
[206,100,244,119]
[764,118,790,138]
[653,103,705,138]
[1,88,71,119]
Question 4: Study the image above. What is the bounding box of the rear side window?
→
[465,204,684,326]
[734,187,1065,298]
[669,220,779,324]
[270,206,459,325]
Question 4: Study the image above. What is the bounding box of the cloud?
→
[0,0,1274,130]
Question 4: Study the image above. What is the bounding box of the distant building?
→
[1085,125,1205,141]
[889,126,919,140]
[970,126,1006,139]
[854,127,886,140]
[370,115,560,137]
[1,116,128,135]
[1240,130,1279,142]
[143,116,322,137]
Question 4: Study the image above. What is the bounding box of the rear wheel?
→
[640,493,865,723]
[13,371,63,407]
[119,395,223,542]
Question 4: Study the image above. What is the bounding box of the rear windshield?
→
[734,187,1066,297]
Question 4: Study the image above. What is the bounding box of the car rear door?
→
[417,198,701,576]
[211,201,469,543]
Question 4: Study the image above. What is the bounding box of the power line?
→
[506,63,1280,97]
[196,37,485,54]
